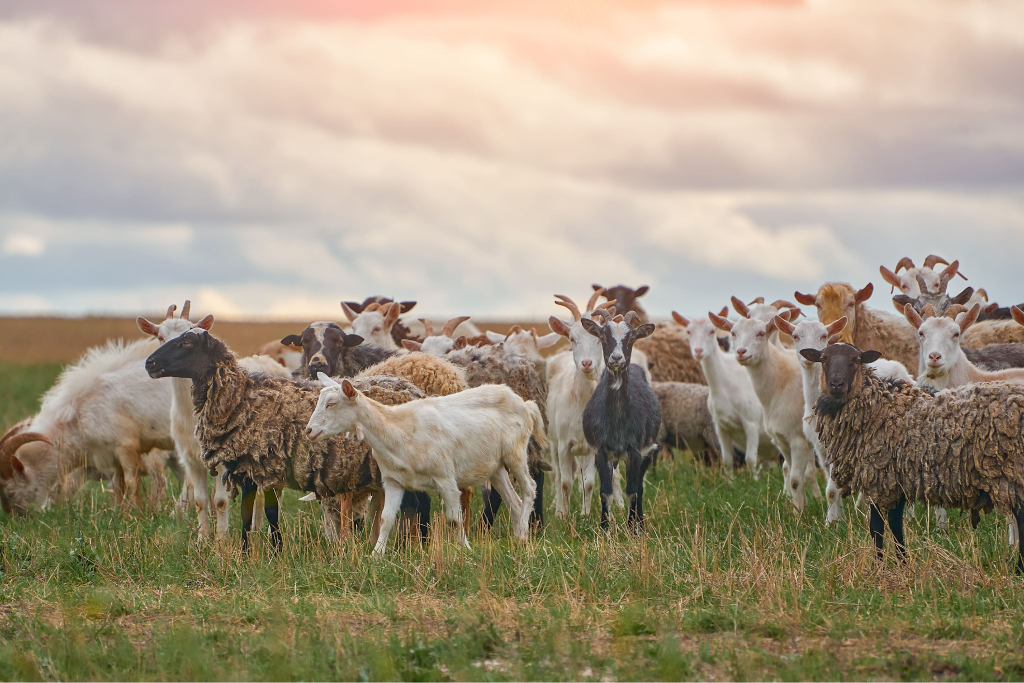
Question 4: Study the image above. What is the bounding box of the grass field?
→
[2,361,1024,681]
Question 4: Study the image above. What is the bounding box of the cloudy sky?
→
[1,0,1022,321]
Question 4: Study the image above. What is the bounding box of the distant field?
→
[0,317,550,364]
[3,362,1024,680]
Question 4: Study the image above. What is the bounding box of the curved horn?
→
[944,304,967,319]
[442,316,471,339]
[418,318,434,337]
[590,309,612,323]
[748,297,765,305]
[916,273,928,294]
[594,298,617,312]
[508,324,522,334]
[180,300,191,320]
[770,299,799,311]
[894,257,915,273]
[165,304,176,320]
[585,288,605,314]
[0,432,51,462]
[623,311,640,328]
[553,295,582,322]
[976,288,988,302]
[923,254,949,269]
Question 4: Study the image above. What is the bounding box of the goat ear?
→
[794,291,817,306]
[827,335,840,346]
[959,304,981,333]
[340,302,360,322]
[580,318,603,338]
[383,303,401,327]
[951,287,974,306]
[548,316,572,338]
[343,334,364,347]
[671,311,690,327]
[983,302,999,314]
[196,314,214,331]
[855,283,873,303]
[860,350,883,364]
[903,303,924,330]
[485,330,506,344]
[773,314,795,335]
[454,336,468,349]
[281,334,303,347]
[318,372,339,387]
[341,379,358,399]
[765,318,779,336]
[592,284,603,292]
[402,339,422,351]
[137,317,159,337]
[826,316,848,336]
[1011,306,1024,327]
[634,323,655,339]
[398,301,416,313]
[892,294,915,314]
[717,306,729,318]
[879,266,903,291]
[799,348,823,364]
[634,285,649,297]
[730,296,750,318]
[535,332,559,349]
[708,312,733,332]
[8,454,25,478]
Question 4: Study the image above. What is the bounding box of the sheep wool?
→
[651,381,719,463]
[356,352,468,397]
[634,324,706,385]
[816,369,1024,515]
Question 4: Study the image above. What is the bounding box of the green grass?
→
[3,363,1024,681]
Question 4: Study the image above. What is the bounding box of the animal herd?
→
[2,257,1024,574]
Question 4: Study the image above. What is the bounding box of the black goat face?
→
[581,317,655,374]
[146,330,218,380]
[281,322,363,377]
[799,343,881,400]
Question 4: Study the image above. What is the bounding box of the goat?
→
[592,284,649,323]
[281,322,395,379]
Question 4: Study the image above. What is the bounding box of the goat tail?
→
[525,400,549,453]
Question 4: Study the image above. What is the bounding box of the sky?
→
[1,0,1023,321]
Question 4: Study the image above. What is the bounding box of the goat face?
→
[905,303,980,380]
[145,330,221,380]
[305,374,359,442]
[800,343,881,401]
[281,322,363,378]
[684,317,719,362]
[797,282,871,345]
[581,317,655,377]
[138,303,215,349]
[729,317,771,366]
[782,318,847,368]
[347,303,401,350]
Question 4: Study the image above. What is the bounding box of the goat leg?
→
[595,448,614,530]
[480,484,502,530]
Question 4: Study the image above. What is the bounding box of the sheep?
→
[144,328,428,551]
[709,311,819,510]
[340,297,418,347]
[341,301,404,351]
[963,317,1024,349]
[650,382,719,466]
[355,350,468,398]
[801,342,1024,573]
[306,376,544,553]
[795,281,920,377]
[0,338,176,514]
[879,255,965,299]
[281,322,396,379]
[775,315,912,524]
[672,312,777,474]
[545,290,630,518]
[632,322,707,384]
[580,312,660,530]
[137,302,291,538]
[592,283,650,323]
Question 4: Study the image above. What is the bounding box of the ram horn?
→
[442,316,471,339]
[553,295,582,323]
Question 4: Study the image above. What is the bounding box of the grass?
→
[2,363,1024,681]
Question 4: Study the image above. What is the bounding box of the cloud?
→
[3,232,45,256]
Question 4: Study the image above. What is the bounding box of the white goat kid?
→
[712,312,819,510]
[401,317,472,355]
[546,291,628,518]
[485,326,560,359]
[307,376,543,553]
[674,312,776,476]
[342,302,402,350]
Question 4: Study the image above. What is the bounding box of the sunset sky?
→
[1,0,1022,321]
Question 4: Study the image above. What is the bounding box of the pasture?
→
[2,330,1024,681]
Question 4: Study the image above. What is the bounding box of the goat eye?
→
[953,333,959,339]
[756,332,765,338]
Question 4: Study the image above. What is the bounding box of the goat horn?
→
[770,299,799,311]
[553,295,582,322]
[509,325,522,334]
[623,311,640,328]
[585,288,605,314]
[590,309,611,322]
[916,273,928,293]
[594,298,617,312]
[442,316,470,339]
[923,254,949,269]
[0,432,51,463]
[180,300,191,320]
[418,318,434,337]
[894,257,915,273]
[748,297,765,305]
[363,303,380,312]
[977,288,988,301]
[921,304,937,319]
[945,304,967,319]
[165,304,176,320]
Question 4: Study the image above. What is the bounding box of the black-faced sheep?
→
[281,322,396,379]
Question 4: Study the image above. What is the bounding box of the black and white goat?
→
[581,311,660,530]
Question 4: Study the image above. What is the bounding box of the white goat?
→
[342,301,403,350]
[673,312,777,475]
[710,311,819,510]
[485,326,561,359]
[905,302,1024,543]
[546,291,633,518]
[879,255,964,299]
[402,317,472,355]
[306,376,544,553]
[776,315,912,524]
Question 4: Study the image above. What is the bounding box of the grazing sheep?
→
[0,339,175,514]
[281,322,396,379]
[306,377,544,553]
[581,312,660,530]
[795,282,920,377]
[803,342,1024,572]
[144,329,426,551]
[651,382,719,466]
